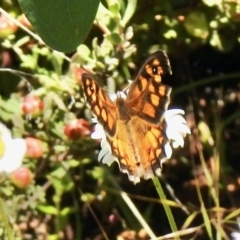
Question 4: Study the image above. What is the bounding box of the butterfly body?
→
[82,51,173,183]
[114,97,132,121]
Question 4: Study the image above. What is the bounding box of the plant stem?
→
[152,177,180,240]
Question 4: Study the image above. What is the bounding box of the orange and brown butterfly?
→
[81,51,173,183]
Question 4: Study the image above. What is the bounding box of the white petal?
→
[168,124,189,137]
[176,123,191,135]
[98,148,110,163]
[0,138,26,174]
[165,109,185,118]
[98,148,116,166]
[91,118,98,123]
[98,138,116,166]
[172,141,181,148]
[155,168,162,176]
[0,123,12,143]
[109,93,118,101]
[109,91,127,101]
[164,142,172,158]
[231,232,240,240]
[164,109,190,149]
[100,138,110,149]
[167,115,187,124]
[128,175,140,184]
[168,130,184,147]
[91,124,105,139]
[98,146,108,161]
[118,91,127,99]
[91,130,104,139]
[104,155,116,166]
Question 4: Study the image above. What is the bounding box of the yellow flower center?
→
[0,133,6,159]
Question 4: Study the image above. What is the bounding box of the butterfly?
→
[81,51,172,183]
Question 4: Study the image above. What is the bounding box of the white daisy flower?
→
[91,91,190,178]
[232,232,240,240]
[231,218,240,240]
[0,123,26,177]
[165,109,191,148]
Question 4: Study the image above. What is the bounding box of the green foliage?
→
[1,0,240,239]
[17,0,100,52]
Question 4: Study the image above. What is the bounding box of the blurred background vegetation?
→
[1,0,240,239]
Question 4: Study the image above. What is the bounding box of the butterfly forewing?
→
[81,73,117,137]
[126,51,172,124]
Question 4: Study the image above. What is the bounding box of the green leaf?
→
[202,0,219,7]
[81,193,95,203]
[200,203,213,239]
[182,211,198,229]
[17,0,100,52]
[0,108,11,122]
[60,207,76,216]
[68,159,80,167]
[210,29,235,52]
[1,98,21,113]
[224,208,240,221]
[122,0,137,26]
[198,121,213,144]
[48,234,59,240]
[108,0,121,17]
[74,44,91,63]
[0,198,15,240]
[38,205,58,215]
[105,33,123,44]
[88,166,106,179]
[50,165,67,179]
[184,11,209,39]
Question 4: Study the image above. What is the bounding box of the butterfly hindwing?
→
[81,73,117,137]
[126,51,172,124]
[106,116,169,183]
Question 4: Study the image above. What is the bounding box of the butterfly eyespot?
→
[152,66,158,74]
[89,85,95,92]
